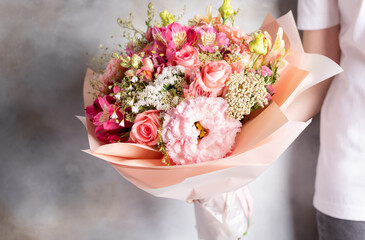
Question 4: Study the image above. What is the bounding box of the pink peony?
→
[130,110,161,146]
[199,60,232,96]
[161,97,242,165]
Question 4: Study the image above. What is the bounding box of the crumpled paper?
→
[194,186,253,240]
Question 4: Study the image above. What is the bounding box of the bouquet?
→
[79,1,342,239]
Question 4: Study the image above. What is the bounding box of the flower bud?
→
[249,32,269,55]
[131,54,142,69]
[159,10,176,26]
[218,0,234,24]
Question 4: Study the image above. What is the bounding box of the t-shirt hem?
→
[314,197,365,221]
[298,15,340,30]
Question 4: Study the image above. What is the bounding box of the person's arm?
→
[284,25,341,121]
[302,24,341,96]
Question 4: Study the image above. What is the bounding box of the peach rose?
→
[130,110,160,146]
[199,60,232,96]
[171,45,201,69]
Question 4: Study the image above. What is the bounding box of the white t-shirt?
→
[298,0,365,221]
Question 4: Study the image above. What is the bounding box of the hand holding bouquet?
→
[79,1,342,239]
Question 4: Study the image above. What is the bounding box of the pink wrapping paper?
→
[80,12,342,201]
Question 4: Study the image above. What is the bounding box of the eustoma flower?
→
[161,97,242,165]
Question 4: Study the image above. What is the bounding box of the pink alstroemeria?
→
[125,41,136,57]
[195,25,229,52]
[86,96,132,143]
[151,23,196,60]
[263,27,289,68]
[136,58,154,82]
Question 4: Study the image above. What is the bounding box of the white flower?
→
[110,111,118,119]
[114,92,121,101]
[131,76,138,83]
[132,106,139,113]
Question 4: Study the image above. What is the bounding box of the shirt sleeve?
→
[297,0,340,30]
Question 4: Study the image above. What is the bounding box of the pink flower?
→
[130,110,161,146]
[183,70,213,98]
[216,23,247,44]
[136,58,154,82]
[125,41,136,56]
[194,26,229,52]
[259,66,273,77]
[230,62,245,74]
[263,27,287,66]
[169,45,202,69]
[145,27,154,42]
[266,85,275,95]
[151,23,196,60]
[265,85,275,102]
[199,60,232,96]
[161,97,242,165]
[86,96,132,144]
[98,58,124,86]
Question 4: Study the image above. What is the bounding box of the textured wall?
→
[0,0,318,239]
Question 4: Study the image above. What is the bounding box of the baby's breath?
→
[132,66,186,113]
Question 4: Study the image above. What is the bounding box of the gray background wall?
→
[0,0,319,239]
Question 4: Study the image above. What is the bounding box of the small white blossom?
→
[110,111,118,119]
[132,106,139,113]
[115,92,121,101]
[131,76,138,83]
[131,66,185,112]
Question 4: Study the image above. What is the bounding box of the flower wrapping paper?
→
[80,12,342,202]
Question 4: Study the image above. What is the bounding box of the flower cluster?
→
[85,1,289,165]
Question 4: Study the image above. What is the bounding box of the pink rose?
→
[199,60,232,96]
[130,110,161,146]
[183,70,213,98]
[170,45,201,69]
